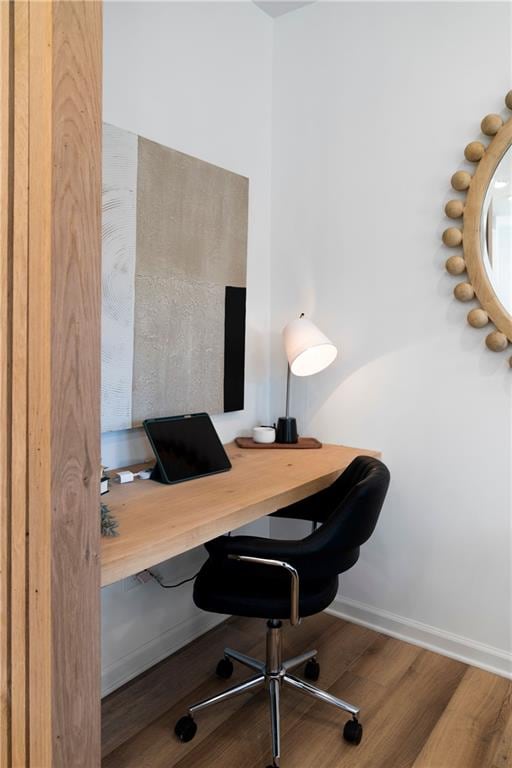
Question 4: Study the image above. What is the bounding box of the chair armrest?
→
[228,554,300,626]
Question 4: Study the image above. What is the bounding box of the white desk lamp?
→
[277,313,338,443]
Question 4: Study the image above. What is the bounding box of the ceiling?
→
[254,1,315,18]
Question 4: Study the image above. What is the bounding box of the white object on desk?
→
[117,470,135,483]
[253,426,276,444]
[116,469,152,484]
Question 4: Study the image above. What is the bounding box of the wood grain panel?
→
[0,4,13,765]
[49,3,102,765]
[2,2,103,766]
[11,4,29,764]
[26,3,53,764]
[101,443,380,586]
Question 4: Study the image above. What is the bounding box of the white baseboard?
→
[327,596,512,680]
[101,612,226,697]
[101,596,512,697]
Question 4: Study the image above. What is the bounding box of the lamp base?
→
[276,417,298,444]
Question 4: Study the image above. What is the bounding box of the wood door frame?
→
[1,2,102,765]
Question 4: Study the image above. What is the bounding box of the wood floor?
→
[102,614,512,768]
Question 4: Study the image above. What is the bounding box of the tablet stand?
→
[150,463,167,484]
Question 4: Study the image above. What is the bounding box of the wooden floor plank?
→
[171,620,378,768]
[412,666,512,768]
[102,616,254,756]
[490,692,512,768]
[347,632,421,689]
[102,613,342,767]
[278,648,465,768]
[102,614,512,768]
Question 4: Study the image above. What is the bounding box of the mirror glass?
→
[482,144,512,314]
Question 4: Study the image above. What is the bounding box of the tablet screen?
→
[143,413,231,484]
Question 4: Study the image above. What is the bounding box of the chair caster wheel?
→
[175,715,197,743]
[343,717,363,745]
[304,658,320,681]
[216,657,234,679]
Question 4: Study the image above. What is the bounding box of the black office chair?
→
[175,456,390,767]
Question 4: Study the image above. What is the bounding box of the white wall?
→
[102,1,512,693]
[270,1,512,676]
[101,0,273,695]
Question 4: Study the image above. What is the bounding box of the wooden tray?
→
[235,437,322,449]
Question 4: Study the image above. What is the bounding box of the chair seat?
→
[193,559,339,620]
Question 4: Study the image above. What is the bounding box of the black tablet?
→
[143,413,231,485]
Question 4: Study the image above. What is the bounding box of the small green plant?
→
[101,502,119,537]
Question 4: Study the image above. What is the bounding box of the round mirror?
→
[442,91,512,359]
[481,144,512,314]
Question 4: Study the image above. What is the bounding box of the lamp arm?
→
[285,364,291,419]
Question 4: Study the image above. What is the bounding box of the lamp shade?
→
[282,316,337,377]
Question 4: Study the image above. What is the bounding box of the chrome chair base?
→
[176,620,362,768]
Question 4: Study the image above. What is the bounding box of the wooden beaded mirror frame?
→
[442,90,512,363]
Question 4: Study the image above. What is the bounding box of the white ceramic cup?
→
[253,426,276,444]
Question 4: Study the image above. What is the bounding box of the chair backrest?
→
[301,456,390,579]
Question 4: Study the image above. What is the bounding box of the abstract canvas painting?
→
[101,124,248,432]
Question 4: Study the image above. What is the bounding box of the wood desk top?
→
[100,442,380,587]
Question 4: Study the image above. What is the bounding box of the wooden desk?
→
[101,442,380,587]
